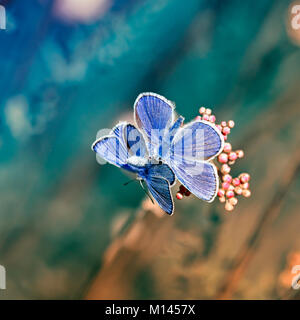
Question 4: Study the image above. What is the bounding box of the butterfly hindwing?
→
[170,157,219,202]
[145,175,174,215]
[147,163,175,186]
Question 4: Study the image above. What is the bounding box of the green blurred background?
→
[0,0,299,299]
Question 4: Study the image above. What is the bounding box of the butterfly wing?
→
[111,122,127,139]
[168,120,223,202]
[92,136,129,168]
[169,116,184,139]
[170,158,219,202]
[124,123,148,158]
[160,115,185,159]
[170,120,224,162]
[145,175,174,215]
[147,163,175,186]
[134,92,175,158]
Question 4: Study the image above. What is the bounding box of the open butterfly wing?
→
[170,120,224,162]
[158,115,185,159]
[169,116,184,139]
[168,120,222,202]
[134,93,175,158]
[111,122,127,139]
[92,136,129,168]
[145,175,174,215]
[93,121,149,165]
[170,158,219,202]
[124,123,148,158]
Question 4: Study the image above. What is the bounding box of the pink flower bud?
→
[221,164,231,174]
[218,189,225,197]
[228,152,238,161]
[223,174,232,183]
[223,143,232,153]
[218,153,228,164]
[176,192,183,200]
[226,190,235,198]
[222,127,231,135]
[222,182,230,190]
[232,178,240,186]
[240,173,250,183]
[236,150,244,158]
[209,115,216,123]
[199,107,206,114]
[228,120,235,128]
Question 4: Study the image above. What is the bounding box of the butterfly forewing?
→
[92,136,129,168]
[134,93,175,158]
[170,120,224,162]
[123,124,148,158]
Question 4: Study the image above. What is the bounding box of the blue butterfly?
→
[92,121,176,214]
[92,93,224,215]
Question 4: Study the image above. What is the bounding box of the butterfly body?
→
[126,156,149,174]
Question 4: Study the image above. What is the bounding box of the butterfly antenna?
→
[123,178,136,186]
[139,180,154,204]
